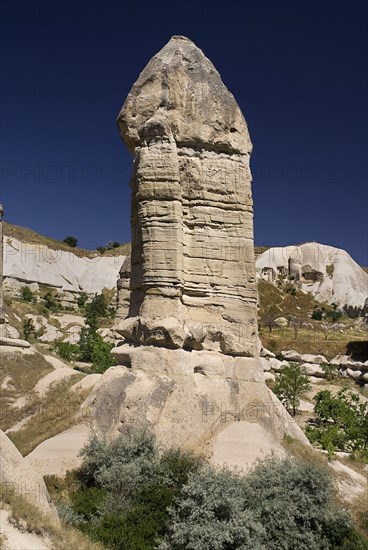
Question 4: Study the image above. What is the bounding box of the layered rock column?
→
[0,204,4,324]
[117,36,258,356]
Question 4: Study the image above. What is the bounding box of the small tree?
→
[261,313,278,334]
[85,293,110,318]
[78,314,116,373]
[77,292,88,309]
[306,389,368,457]
[43,291,60,312]
[22,318,36,341]
[312,307,324,320]
[106,241,120,250]
[20,286,36,302]
[288,315,303,339]
[274,363,311,417]
[321,362,338,381]
[63,236,78,248]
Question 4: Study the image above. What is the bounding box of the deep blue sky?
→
[0,0,367,264]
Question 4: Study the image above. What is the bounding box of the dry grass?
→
[283,434,327,466]
[258,279,367,359]
[0,483,106,550]
[260,326,367,359]
[0,352,53,431]
[4,221,129,259]
[7,376,87,456]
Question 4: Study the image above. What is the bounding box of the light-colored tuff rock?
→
[0,430,58,519]
[0,510,51,550]
[329,459,367,503]
[85,346,310,459]
[24,314,63,343]
[282,349,301,361]
[116,256,131,319]
[87,36,313,470]
[275,316,288,327]
[300,362,325,378]
[3,236,124,293]
[260,347,275,358]
[300,353,327,365]
[116,35,258,357]
[346,368,362,380]
[257,242,368,317]
[267,358,289,372]
[25,424,91,478]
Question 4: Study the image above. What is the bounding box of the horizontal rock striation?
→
[117,36,258,356]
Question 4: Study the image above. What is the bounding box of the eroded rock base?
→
[83,345,309,469]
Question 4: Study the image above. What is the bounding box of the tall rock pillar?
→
[92,37,310,460]
[0,204,5,325]
[117,36,258,356]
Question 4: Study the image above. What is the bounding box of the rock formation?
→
[256,243,368,317]
[83,36,311,468]
[116,35,258,356]
[0,206,30,348]
[0,204,4,325]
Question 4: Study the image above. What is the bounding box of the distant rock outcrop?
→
[256,242,368,317]
[3,236,125,294]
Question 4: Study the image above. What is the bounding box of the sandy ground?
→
[25,424,91,477]
[0,509,50,550]
[211,421,286,471]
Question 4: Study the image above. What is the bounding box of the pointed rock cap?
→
[118,35,252,155]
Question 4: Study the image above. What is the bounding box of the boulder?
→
[346,368,362,380]
[281,350,301,361]
[275,317,288,327]
[300,362,326,378]
[300,353,327,365]
[268,358,289,372]
[260,358,271,372]
[260,347,276,358]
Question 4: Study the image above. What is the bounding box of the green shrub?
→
[22,318,37,341]
[274,362,311,416]
[78,315,116,373]
[61,429,367,550]
[312,307,324,320]
[55,342,79,361]
[43,291,60,312]
[20,286,36,302]
[85,294,110,318]
[77,292,89,309]
[63,236,78,247]
[321,362,338,381]
[159,456,363,550]
[65,430,202,549]
[306,388,368,456]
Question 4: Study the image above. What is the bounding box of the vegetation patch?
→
[0,483,106,550]
[47,427,368,550]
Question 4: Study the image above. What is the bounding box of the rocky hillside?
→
[256,242,368,317]
[3,222,127,294]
